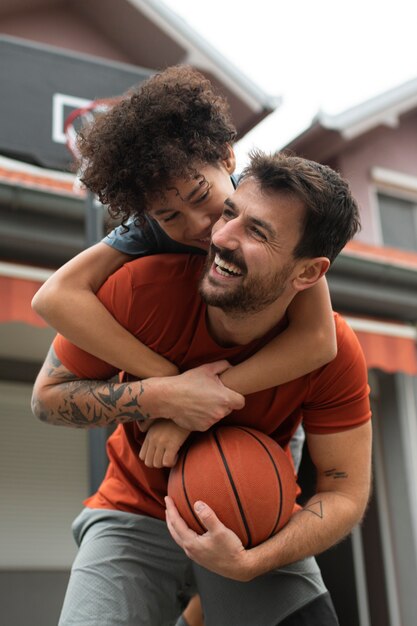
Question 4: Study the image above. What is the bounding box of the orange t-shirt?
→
[54,254,371,520]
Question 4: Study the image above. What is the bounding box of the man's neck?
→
[206,297,293,347]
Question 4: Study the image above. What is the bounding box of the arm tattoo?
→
[300,468,349,519]
[324,468,349,479]
[33,347,152,428]
[303,501,324,519]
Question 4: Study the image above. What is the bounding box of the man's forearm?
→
[177,487,369,583]
[242,428,372,580]
[32,347,245,430]
[243,489,364,580]
[31,377,157,428]
[31,346,165,428]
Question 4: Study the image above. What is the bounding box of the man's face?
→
[199,178,305,315]
[147,162,235,251]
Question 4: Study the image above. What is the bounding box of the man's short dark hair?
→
[241,151,361,263]
[77,65,237,226]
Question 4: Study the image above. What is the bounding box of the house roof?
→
[316,75,417,140]
[0,0,280,140]
[285,75,417,160]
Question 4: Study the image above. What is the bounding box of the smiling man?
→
[32,151,371,626]
[200,180,311,316]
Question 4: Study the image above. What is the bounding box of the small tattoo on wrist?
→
[324,468,348,479]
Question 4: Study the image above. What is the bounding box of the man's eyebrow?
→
[249,216,276,238]
[224,198,276,238]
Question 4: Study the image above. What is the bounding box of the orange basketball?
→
[168,425,297,548]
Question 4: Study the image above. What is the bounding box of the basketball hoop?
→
[64,96,122,163]
[63,96,123,242]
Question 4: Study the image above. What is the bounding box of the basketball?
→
[168,425,297,548]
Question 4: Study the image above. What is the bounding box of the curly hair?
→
[242,150,361,263]
[77,65,237,225]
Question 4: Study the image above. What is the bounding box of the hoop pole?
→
[84,190,110,494]
[64,100,117,494]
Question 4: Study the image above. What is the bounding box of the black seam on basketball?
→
[181,446,206,533]
[234,427,284,538]
[213,429,253,548]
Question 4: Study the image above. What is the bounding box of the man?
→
[32,151,371,626]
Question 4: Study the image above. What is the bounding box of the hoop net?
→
[64,97,123,192]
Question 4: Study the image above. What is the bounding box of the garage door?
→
[0,380,89,567]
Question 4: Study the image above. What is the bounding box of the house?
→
[285,78,417,626]
[0,2,279,624]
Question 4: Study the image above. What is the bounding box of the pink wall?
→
[335,111,417,244]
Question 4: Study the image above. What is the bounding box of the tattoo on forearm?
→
[324,468,348,479]
[33,347,152,428]
[47,350,76,380]
[303,501,324,519]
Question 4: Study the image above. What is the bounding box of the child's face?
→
[147,159,235,251]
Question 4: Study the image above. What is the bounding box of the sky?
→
[163,0,417,169]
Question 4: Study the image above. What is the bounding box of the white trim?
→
[371,167,417,197]
[0,262,53,282]
[368,184,385,246]
[52,93,92,144]
[351,526,371,626]
[397,375,417,557]
[345,316,417,340]
[318,77,417,141]
[340,111,400,141]
[0,155,77,184]
[372,396,403,626]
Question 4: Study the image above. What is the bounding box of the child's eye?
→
[195,188,210,204]
[163,212,179,223]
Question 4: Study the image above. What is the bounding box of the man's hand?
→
[165,496,253,581]
[154,361,245,431]
[139,420,190,468]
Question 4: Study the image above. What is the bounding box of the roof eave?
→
[131,0,279,114]
[329,251,417,322]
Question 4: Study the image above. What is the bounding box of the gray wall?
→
[0,570,69,626]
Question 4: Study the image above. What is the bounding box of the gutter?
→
[329,252,417,322]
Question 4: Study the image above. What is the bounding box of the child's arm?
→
[33,243,334,438]
[32,242,179,378]
[139,420,191,468]
[219,278,336,395]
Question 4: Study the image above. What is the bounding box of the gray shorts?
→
[59,508,332,626]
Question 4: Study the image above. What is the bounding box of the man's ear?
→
[221,144,236,175]
[292,257,330,292]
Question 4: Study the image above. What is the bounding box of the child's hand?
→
[139,419,190,468]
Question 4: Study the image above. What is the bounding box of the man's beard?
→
[199,246,295,316]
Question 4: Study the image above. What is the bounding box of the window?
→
[378,193,417,252]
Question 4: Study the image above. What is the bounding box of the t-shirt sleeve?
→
[103,216,205,257]
[302,315,371,434]
[53,265,135,380]
[102,217,158,256]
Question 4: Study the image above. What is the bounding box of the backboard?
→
[0,35,152,170]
